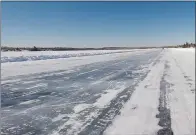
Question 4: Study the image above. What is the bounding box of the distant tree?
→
[15,47,21,51]
[31,46,39,51]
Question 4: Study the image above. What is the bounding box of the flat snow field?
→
[1,48,195,135]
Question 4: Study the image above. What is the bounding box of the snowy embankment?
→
[1,50,137,63]
[167,48,195,134]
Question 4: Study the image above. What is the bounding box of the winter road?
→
[1,49,195,135]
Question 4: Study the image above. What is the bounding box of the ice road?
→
[1,48,195,135]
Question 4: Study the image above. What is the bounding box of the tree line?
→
[1,46,157,51]
[1,42,195,51]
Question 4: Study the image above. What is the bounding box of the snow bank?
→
[166,48,195,134]
[1,50,135,63]
[172,48,195,53]
[170,48,195,85]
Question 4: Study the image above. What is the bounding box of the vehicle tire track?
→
[156,61,173,135]
[172,57,195,93]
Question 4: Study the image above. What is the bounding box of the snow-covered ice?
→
[1,48,195,135]
[1,49,151,78]
[1,50,139,63]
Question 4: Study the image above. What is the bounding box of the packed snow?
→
[1,48,195,135]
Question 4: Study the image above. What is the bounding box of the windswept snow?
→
[1,48,195,135]
[1,50,138,63]
[1,49,152,78]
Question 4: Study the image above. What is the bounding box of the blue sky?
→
[2,2,195,47]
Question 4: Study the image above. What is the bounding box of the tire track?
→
[156,61,173,135]
[172,57,195,93]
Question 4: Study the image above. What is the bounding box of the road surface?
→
[1,49,195,135]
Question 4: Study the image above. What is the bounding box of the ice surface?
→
[1,48,195,135]
[1,49,152,78]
